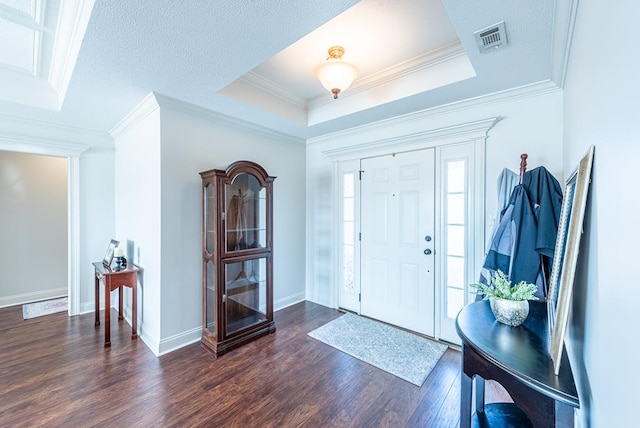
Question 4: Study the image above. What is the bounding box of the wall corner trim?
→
[110,92,160,138]
[551,0,581,89]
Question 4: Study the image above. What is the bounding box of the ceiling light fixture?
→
[314,46,359,99]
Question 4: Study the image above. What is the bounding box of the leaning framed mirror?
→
[548,145,595,375]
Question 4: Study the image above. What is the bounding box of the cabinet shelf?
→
[227,276,260,290]
[199,160,276,358]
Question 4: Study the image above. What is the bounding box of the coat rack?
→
[519,153,528,184]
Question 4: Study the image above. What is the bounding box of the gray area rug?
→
[22,297,68,319]
[308,312,447,386]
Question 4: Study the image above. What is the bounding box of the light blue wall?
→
[563,1,640,426]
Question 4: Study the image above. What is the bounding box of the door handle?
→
[424,248,432,255]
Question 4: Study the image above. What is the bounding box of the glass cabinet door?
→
[224,258,268,336]
[204,183,216,254]
[205,260,215,335]
[203,182,216,335]
[224,173,267,252]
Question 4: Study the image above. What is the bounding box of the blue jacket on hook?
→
[479,166,563,299]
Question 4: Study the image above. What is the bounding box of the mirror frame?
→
[548,145,595,375]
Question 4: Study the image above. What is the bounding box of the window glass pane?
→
[343,222,354,245]
[447,225,465,256]
[343,173,354,198]
[447,256,465,287]
[0,1,35,16]
[447,160,466,193]
[447,193,465,225]
[343,245,354,292]
[446,288,465,319]
[0,17,35,72]
[343,198,354,222]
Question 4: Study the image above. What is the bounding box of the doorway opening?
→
[0,151,68,307]
[0,140,87,316]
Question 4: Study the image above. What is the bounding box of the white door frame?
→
[325,118,497,340]
[0,138,88,316]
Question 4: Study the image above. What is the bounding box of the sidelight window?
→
[444,159,467,319]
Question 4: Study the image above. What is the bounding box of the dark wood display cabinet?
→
[199,160,276,357]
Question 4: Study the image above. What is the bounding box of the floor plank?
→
[0,300,511,427]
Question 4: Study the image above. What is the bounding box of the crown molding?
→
[0,132,89,156]
[152,93,304,146]
[109,92,160,138]
[551,0,580,88]
[240,72,308,110]
[309,80,560,146]
[0,112,111,153]
[322,117,499,161]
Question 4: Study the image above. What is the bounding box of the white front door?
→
[360,149,435,336]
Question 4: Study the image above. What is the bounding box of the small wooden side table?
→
[456,300,579,427]
[93,262,140,347]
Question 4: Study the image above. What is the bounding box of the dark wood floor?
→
[0,301,509,427]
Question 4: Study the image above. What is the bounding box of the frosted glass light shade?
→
[314,59,359,99]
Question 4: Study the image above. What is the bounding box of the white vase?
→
[490,298,529,327]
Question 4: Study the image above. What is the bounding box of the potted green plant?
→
[470,270,539,326]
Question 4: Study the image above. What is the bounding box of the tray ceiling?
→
[0,0,572,140]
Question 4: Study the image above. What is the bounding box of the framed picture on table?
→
[102,239,119,267]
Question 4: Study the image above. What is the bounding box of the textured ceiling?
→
[0,0,566,140]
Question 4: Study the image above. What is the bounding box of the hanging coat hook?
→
[519,154,528,184]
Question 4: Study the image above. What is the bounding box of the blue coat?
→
[479,167,563,298]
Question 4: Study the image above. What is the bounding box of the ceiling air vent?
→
[474,21,507,52]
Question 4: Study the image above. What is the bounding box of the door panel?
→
[360,149,435,336]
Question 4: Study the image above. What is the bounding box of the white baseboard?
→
[157,327,202,356]
[0,288,67,308]
[79,300,95,314]
[274,291,305,311]
[70,293,307,357]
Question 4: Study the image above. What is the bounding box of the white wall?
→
[563,1,640,426]
[306,87,564,307]
[113,100,163,351]
[158,100,307,350]
[79,148,115,310]
[0,151,67,306]
[112,94,306,355]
